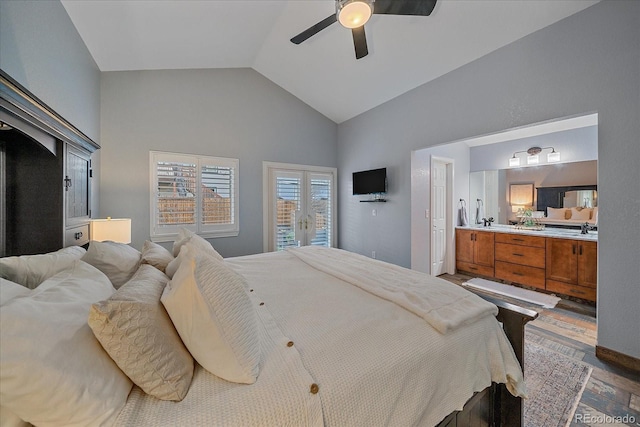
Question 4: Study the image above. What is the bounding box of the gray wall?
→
[470,125,598,172]
[0,0,101,216]
[0,0,100,141]
[338,1,640,359]
[100,68,337,256]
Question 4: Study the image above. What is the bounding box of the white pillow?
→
[546,207,568,220]
[0,406,30,427]
[0,246,86,289]
[82,240,141,288]
[0,261,132,427]
[89,265,194,401]
[172,228,223,260]
[161,255,261,384]
[0,279,31,305]
[571,207,591,221]
[165,242,196,279]
[141,240,174,273]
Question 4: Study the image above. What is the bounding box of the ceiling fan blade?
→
[352,26,368,60]
[373,0,437,16]
[290,14,338,44]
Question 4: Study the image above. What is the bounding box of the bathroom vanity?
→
[455,224,597,302]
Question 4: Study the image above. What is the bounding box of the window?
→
[150,151,239,241]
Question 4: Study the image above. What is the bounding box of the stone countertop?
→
[456,224,598,242]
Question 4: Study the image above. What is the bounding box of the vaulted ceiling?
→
[61,0,598,123]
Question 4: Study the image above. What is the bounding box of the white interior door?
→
[431,159,447,275]
[265,163,335,252]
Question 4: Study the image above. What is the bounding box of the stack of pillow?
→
[546,206,598,223]
[0,229,262,427]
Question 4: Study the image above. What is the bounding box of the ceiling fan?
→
[290,0,438,60]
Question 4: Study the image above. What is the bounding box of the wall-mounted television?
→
[352,168,387,195]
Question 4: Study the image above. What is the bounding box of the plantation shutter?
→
[199,158,239,235]
[275,172,302,251]
[309,173,332,247]
[150,152,239,241]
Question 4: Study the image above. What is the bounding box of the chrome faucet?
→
[482,217,494,227]
[581,222,594,234]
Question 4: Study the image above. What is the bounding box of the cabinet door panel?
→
[546,238,578,283]
[578,241,598,288]
[456,229,474,264]
[474,231,495,268]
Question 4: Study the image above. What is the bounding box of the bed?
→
[0,231,533,427]
[536,206,598,229]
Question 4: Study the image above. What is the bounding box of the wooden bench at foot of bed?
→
[437,293,538,427]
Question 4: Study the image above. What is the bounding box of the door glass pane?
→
[309,176,331,247]
[276,176,301,250]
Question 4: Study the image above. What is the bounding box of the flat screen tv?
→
[352,168,387,195]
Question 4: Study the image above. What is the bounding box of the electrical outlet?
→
[425,209,429,219]
[371,251,376,259]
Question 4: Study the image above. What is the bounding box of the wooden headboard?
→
[536,185,598,213]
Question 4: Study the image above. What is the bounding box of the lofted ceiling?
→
[61,0,598,124]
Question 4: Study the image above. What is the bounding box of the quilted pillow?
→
[161,255,261,384]
[82,240,141,288]
[89,264,194,401]
[172,228,223,260]
[0,246,86,289]
[0,261,131,426]
[141,240,174,273]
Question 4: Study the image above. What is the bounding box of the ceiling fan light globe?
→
[337,0,373,29]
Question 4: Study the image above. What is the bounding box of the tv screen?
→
[352,168,387,195]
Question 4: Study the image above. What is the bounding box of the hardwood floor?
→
[440,273,640,427]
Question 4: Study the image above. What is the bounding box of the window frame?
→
[150,151,239,242]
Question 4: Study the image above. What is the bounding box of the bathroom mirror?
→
[470,160,598,225]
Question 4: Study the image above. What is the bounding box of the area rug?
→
[524,341,592,427]
[463,277,560,308]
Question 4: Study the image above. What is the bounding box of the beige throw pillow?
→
[141,240,174,273]
[89,264,194,401]
[161,255,261,384]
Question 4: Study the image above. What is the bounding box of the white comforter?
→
[116,248,524,427]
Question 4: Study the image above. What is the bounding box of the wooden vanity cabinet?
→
[456,229,495,277]
[546,239,597,301]
[494,233,546,290]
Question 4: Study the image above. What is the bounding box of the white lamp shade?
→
[527,155,539,165]
[509,157,521,167]
[90,218,132,244]
[547,151,561,162]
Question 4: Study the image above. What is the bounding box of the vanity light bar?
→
[509,146,560,167]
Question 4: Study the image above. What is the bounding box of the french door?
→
[263,162,336,252]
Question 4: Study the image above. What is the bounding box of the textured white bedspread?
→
[288,246,498,334]
[115,249,524,427]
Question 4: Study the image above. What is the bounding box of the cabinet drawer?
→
[495,233,546,248]
[495,243,545,268]
[495,261,545,289]
[546,279,596,302]
[65,224,89,247]
[456,261,494,278]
